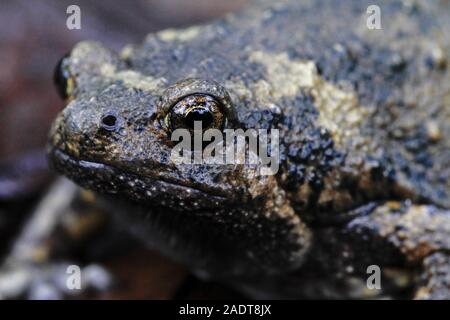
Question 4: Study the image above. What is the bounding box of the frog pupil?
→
[185,108,214,129]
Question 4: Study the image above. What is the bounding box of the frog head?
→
[48,38,314,275]
[49,41,285,213]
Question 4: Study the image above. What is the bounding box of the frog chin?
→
[49,148,235,209]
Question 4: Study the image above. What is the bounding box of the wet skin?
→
[49,0,450,298]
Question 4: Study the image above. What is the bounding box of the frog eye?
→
[165,94,224,131]
[159,78,237,132]
[53,54,75,100]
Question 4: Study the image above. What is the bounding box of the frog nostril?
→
[101,113,118,131]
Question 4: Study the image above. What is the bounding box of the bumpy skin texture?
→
[49,0,450,298]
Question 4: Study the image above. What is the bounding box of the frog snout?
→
[52,101,106,154]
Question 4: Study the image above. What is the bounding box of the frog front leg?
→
[347,202,450,299]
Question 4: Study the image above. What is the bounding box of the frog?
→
[48,0,450,299]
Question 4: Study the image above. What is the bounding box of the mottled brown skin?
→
[49,0,450,298]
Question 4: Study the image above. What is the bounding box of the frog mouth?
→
[49,148,232,203]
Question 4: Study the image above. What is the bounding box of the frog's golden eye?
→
[166,94,224,131]
[53,54,75,100]
[159,78,238,132]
